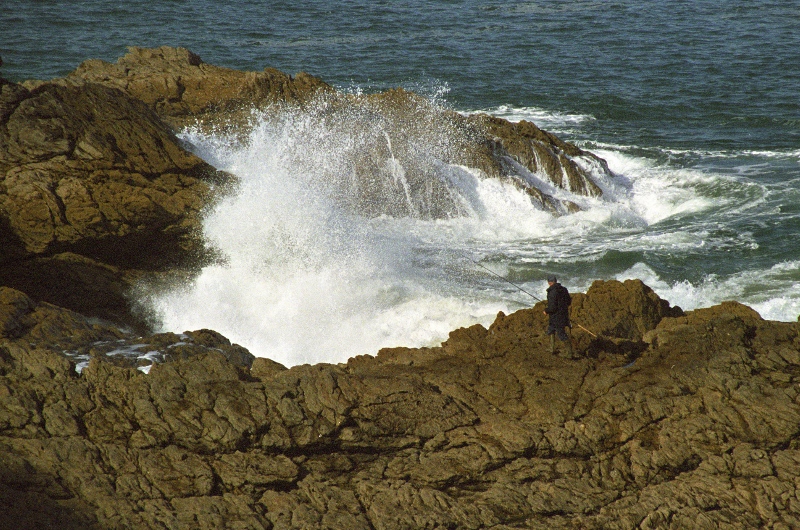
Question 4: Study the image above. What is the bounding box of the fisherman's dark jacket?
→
[545,282,571,328]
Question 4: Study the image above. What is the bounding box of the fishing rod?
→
[463,254,598,338]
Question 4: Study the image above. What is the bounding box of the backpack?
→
[561,285,572,307]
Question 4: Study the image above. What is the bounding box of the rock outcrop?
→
[2,279,799,529]
[0,77,224,265]
[54,46,333,131]
[1,47,617,328]
[57,46,610,217]
[4,48,797,529]
[0,72,231,327]
[1,47,617,326]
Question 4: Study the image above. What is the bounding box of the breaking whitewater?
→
[138,99,800,367]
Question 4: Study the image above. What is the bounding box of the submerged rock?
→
[1,280,799,529]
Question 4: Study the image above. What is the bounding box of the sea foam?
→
[140,101,797,366]
[144,105,552,365]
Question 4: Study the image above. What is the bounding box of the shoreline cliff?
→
[2,47,799,529]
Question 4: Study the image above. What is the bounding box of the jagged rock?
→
[46,45,333,130]
[250,356,288,380]
[0,75,232,326]
[0,286,127,349]
[2,47,616,330]
[341,88,610,217]
[158,329,256,368]
[571,278,685,341]
[58,47,612,218]
[0,286,34,338]
[0,286,254,373]
[0,252,146,327]
[5,47,797,528]
[472,114,608,199]
[2,280,799,528]
[0,80,222,260]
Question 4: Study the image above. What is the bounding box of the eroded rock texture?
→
[2,280,799,529]
[0,73,229,327]
[4,47,798,528]
[57,46,611,217]
[57,46,332,130]
[2,47,616,330]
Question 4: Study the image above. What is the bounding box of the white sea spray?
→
[140,101,800,366]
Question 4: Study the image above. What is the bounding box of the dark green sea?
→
[3,1,798,364]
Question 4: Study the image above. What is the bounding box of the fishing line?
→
[462,254,543,302]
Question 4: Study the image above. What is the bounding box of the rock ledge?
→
[2,280,799,529]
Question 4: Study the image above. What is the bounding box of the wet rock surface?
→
[2,280,799,529]
[0,73,231,329]
[56,46,611,217]
[3,47,612,330]
[3,48,799,528]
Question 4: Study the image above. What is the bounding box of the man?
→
[543,275,575,358]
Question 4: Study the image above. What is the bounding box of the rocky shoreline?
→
[2,48,800,529]
[2,46,610,332]
[2,280,799,529]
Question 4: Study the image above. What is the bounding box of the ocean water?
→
[2,1,799,366]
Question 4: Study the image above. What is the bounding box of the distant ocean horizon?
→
[3,1,799,366]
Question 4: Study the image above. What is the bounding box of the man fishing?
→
[544,275,576,358]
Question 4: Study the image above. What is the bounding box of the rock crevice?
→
[2,48,799,528]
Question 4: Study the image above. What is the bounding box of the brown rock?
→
[160,329,256,368]
[60,47,613,219]
[0,287,35,339]
[251,357,288,380]
[212,451,299,493]
[0,82,220,260]
[59,45,333,130]
[0,253,144,327]
[0,76,232,326]
[5,46,799,529]
[0,286,127,350]
[572,278,684,341]
[2,285,800,527]
[469,113,607,199]
[324,87,611,218]
[3,47,618,336]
